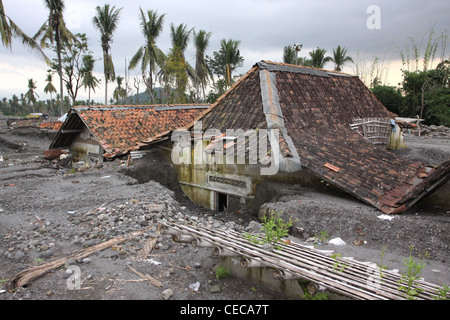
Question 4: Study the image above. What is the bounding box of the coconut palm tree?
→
[193,29,213,102]
[0,0,49,63]
[331,45,354,72]
[44,71,57,115]
[128,8,166,104]
[24,79,38,113]
[92,4,122,105]
[81,54,100,103]
[309,47,332,69]
[283,45,296,64]
[34,0,76,114]
[113,76,127,103]
[170,23,192,55]
[219,39,244,88]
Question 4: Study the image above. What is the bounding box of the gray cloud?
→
[0,0,448,101]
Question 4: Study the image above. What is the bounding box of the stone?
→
[161,288,173,300]
[210,284,221,293]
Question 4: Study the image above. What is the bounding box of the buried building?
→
[48,104,209,161]
[137,61,450,214]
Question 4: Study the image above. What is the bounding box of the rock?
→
[43,149,66,160]
[210,284,221,293]
[161,288,173,300]
[82,257,92,264]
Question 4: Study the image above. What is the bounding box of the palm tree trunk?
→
[55,31,64,116]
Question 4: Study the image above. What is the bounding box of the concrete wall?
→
[69,127,102,161]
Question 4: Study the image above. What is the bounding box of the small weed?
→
[314,230,329,246]
[300,283,328,300]
[331,253,348,272]
[245,210,297,250]
[397,245,428,300]
[69,167,77,174]
[34,257,43,264]
[378,246,388,278]
[433,284,449,300]
[215,266,230,280]
[0,276,6,289]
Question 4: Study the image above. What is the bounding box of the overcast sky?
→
[1,0,449,103]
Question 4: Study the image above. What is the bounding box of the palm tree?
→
[309,47,332,69]
[92,4,122,105]
[220,39,244,88]
[193,30,212,102]
[0,0,49,63]
[34,0,76,115]
[44,71,57,116]
[128,8,166,104]
[24,79,38,113]
[283,45,296,64]
[170,23,192,55]
[113,76,127,103]
[81,54,100,103]
[170,23,196,84]
[331,45,354,72]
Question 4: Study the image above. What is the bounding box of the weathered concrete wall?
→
[69,127,102,160]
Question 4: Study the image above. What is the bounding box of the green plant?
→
[300,283,328,300]
[331,253,348,272]
[378,246,388,278]
[433,284,449,300]
[245,210,297,250]
[314,230,329,246]
[0,276,6,289]
[215,266,230,280]
[397,245,428,300]
[69,167,77,174]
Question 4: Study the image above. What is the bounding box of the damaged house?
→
[49,104,209,160]
[135,61,450,215]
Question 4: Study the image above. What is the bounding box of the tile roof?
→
[168,61,450,214]
[50,104,209,157]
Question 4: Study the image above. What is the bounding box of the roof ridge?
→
[260,60,355,77]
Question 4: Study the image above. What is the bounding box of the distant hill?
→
[120,88,166,105]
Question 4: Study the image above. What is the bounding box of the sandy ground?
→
[0,126,449,305]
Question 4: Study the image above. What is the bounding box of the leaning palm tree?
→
[331,45,354,72]
[44,71,57,116]
[309,47,332,69]
[92,4,122,105]
[128,8,166,103]
[24,79,38,113]
[34,0,76,115]
[81,54,100,103]
[0,0,49,63]
[193,29,213,102]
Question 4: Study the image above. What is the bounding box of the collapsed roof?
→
[141,61,450,214]
[49,104,209,158]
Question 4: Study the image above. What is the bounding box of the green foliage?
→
[397,245,428,300]
[371,85,404,116]
[215,266,230,280]
[330,253,348,272]
[433,284,449,300]
[400,60,449,125]
[245,210,297,249]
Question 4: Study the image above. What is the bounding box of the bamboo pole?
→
[159,220,445,300]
